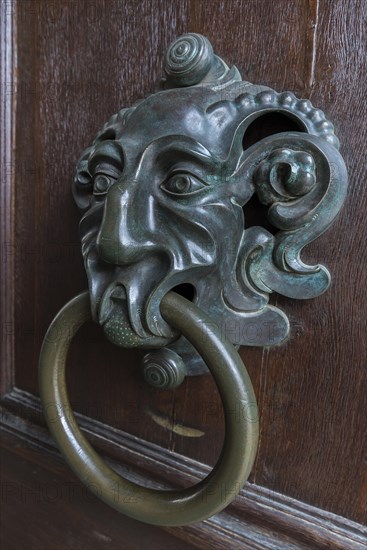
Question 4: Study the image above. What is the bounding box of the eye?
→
[161,173,207,196]
[93,173,117,196]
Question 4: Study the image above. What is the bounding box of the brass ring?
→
[39,291,259,526]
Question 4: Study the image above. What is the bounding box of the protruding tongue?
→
[99,283,176,349]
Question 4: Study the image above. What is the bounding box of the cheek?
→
[197,202,244,262]
[207,174,255,208]
[228,177,255,206]
[198,200,244,237]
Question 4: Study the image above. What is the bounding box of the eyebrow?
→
[145,135,219,168]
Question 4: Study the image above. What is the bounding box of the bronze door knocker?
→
[39,34,347,526]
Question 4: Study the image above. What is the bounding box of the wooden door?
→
[1,1,366,548]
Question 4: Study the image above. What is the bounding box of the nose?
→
[96,183,150,265]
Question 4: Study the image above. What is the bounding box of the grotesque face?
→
[73,35,346,374]
[74,86,255,349]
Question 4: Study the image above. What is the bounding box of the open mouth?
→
[99,284,129,326]
[98,282,178,349]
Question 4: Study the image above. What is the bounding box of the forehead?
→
[120,86,241,159]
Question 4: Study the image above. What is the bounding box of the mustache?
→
[84,249,175,340]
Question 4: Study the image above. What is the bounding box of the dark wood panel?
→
[189,0,318,94]
[249,0,367,524]
[10,0,367,529]
[1,393,366,550]
[0,434,195,550]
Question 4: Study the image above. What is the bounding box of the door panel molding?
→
[1,388,365,550]
[0,0,16,395]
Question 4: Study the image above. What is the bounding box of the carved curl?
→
[240,134,347,299]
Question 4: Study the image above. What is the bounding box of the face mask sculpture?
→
[73,33,347,385]
[39,34,347,526]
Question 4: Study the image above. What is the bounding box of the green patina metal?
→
[72,33,347,379]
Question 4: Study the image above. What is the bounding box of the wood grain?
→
[6,0,367,536]
[0,432,195,550]
[250,0,367,523]
[1,392,366,549]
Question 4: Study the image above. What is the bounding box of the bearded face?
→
[73,51,347,375]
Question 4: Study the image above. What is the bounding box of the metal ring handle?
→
[39,291,259,526]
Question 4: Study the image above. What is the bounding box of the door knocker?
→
[39,34,347,525]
